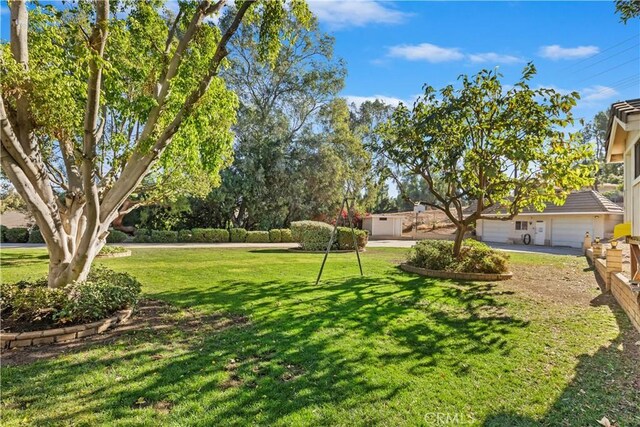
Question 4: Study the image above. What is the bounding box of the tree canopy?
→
[0,0,312,287]
[376,64,595,255]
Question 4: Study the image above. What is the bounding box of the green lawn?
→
[1,247,639,426]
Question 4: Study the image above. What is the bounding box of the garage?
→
[551,217,594,248]
[481,220,512,243]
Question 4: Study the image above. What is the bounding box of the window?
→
[635,140,640,179]
[515,221,528,231]
[378,217,388,221]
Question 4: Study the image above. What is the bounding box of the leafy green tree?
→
[615,0,640,23]
[202,12,347,229]
[377,64,595,256]
[0,0,311,287]
[581,110,623,190]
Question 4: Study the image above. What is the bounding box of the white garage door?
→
[481,220,512,243]
[551,217,593,248]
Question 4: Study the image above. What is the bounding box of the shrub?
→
[268,229,281,243]
[408,240,456,271]
[279,228,292,243]
[106,229,128,243]
[28,228,45,243]
[455,239,509,274]
[291,220,334,251]
[246,230,270,243]
[0,279,66,323]
[191,228,229,243]
[177,229,194,242]
[407,239,509,274]
[150,230,178,243]
[229,228,247,242]
[5,227,29,243]
[0,268,141,325]
[336,227,368,250]
[58,268,141,323]
[1,225,7,242]
[133,228,152,243]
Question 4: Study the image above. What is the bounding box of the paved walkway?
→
[2,240,583,255]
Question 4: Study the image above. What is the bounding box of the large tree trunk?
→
[452,223,467,258]
[1,0,255,288]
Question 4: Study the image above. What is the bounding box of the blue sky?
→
[1,0,638,123]
[307,0,639,123]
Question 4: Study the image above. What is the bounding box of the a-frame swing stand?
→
[315,196,363,285]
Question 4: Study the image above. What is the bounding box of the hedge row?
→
[0,224,324,245]
[291,221,368,251]
[131,227,296,243]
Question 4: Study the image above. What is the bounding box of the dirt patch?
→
[501,260,600,306]
[0,299,249,366]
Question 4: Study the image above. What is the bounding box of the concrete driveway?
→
[2,239,583,255]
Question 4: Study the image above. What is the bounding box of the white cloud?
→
[308,0,410,29]
[344,95,411,108]
[538,45,599,60]
[468,52,525,64]
[580,85,619,102]
[388,43,464,63]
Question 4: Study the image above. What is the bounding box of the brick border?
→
[586,247,640,333]
[399,263,513,281]
[0,309,132,350]
[96,250,132,259]
[287,248,366,254]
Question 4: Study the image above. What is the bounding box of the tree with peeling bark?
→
[0,0,311,288]
[376,64,595,257]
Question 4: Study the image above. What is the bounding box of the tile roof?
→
[468,190,624,215]
[519,190,624,214]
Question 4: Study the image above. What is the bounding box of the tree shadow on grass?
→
[0,251,49,266]
[2,270,531,425]
[483,292,640,426]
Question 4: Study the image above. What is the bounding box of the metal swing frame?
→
[315,195,363,285]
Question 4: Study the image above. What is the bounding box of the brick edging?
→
[0,309,133,350]
[287,248,367,254]
[399,263,513,281]
[96,250,132,259]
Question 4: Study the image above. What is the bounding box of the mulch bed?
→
[1,299,248,366]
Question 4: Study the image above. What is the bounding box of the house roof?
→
[605,98,640,159]
[473,190,624,216]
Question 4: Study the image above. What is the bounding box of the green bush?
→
[291,220,334,251]
[191,228,229,243]
[0,278,65,323]
[177,229,194,242]
[1,225,7,242]
[133,228,152,243]
[28,228,45,243]
[58,268,141,323]
[5,227,29,243]
[336,227,368,250]
[456,239,509,274]
[1,268,141,325]
[407,239,509,274]
[106,229,128,243]
[150,230,178,243]
[268,229,282,243]
[246,231,270,243]
[279,228,292,243]
[229,228,247,242]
